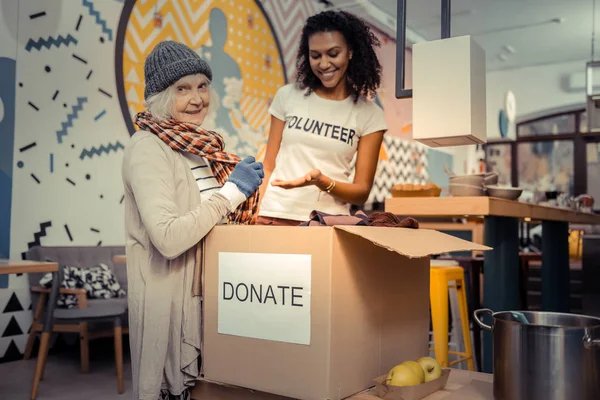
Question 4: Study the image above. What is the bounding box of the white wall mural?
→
[11,0,129,258]
[4,0,128,362]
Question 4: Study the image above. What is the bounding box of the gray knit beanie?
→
[143,40,213,100]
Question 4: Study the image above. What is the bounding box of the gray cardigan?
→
[121,130,231,399]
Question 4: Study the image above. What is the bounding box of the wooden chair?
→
[28,261,126,399]
[23,246,128,374]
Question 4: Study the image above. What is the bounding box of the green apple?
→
[386,364,421,387]
[417,356,442,382]
[401,360,425,383]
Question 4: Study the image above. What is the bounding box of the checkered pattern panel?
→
[366,136,429,205]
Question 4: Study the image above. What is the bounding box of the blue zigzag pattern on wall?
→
[79,141,124,159]
[56,97,88,144]
[25,34,78,52]
[82,0,114,41]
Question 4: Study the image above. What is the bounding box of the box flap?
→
[334,226,491,258]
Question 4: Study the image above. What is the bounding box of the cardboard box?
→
[412,35,487,147]
[202,225,489,400]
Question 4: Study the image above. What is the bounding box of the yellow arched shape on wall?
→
[115,0,286,158]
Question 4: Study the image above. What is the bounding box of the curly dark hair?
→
[295,10,382,103]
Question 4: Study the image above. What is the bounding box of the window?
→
[580,111,588,133]
[487,106,598,205]
[517,140,574,196]
[587,142,600,211]
[517,114,576,137]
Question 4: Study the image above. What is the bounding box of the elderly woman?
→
[121,40,263,400]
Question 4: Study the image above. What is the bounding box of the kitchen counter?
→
[385,196,600,225]
[385,196,600,373]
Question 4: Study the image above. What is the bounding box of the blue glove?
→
[228,156,264,198]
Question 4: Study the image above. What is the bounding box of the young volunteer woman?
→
[256,10,387,226]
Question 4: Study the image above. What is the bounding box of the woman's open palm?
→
[271,169,322,189]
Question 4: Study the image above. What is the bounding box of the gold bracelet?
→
[322,180,336,193]
[320,180,333,193]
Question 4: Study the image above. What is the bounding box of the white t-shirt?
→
[259,84,387,221]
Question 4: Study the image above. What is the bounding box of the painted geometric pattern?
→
[6,0,127,362]
[0,289,32,363]
[366,136,429,204]
[122,0,286,156]
[260,0,324,81]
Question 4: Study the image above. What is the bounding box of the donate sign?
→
[217,252,312,345]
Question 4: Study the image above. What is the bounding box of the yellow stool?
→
[429,265,474,370]
[568,229,584,260]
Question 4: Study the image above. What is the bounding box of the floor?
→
[0,336,133,400]
[0,334,493,400]
[0,331,489,400]
[0,336,255,400]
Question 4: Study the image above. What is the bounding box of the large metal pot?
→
[474,309,600,400]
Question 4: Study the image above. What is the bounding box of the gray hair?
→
[144,82,219,124]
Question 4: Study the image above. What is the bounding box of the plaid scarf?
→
[133,111,259,224]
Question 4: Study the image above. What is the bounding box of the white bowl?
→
[486,185,523,201]
[449,174,485,187]
[449,183,485,197]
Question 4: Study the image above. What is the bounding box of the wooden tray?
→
[391,184,441,198]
